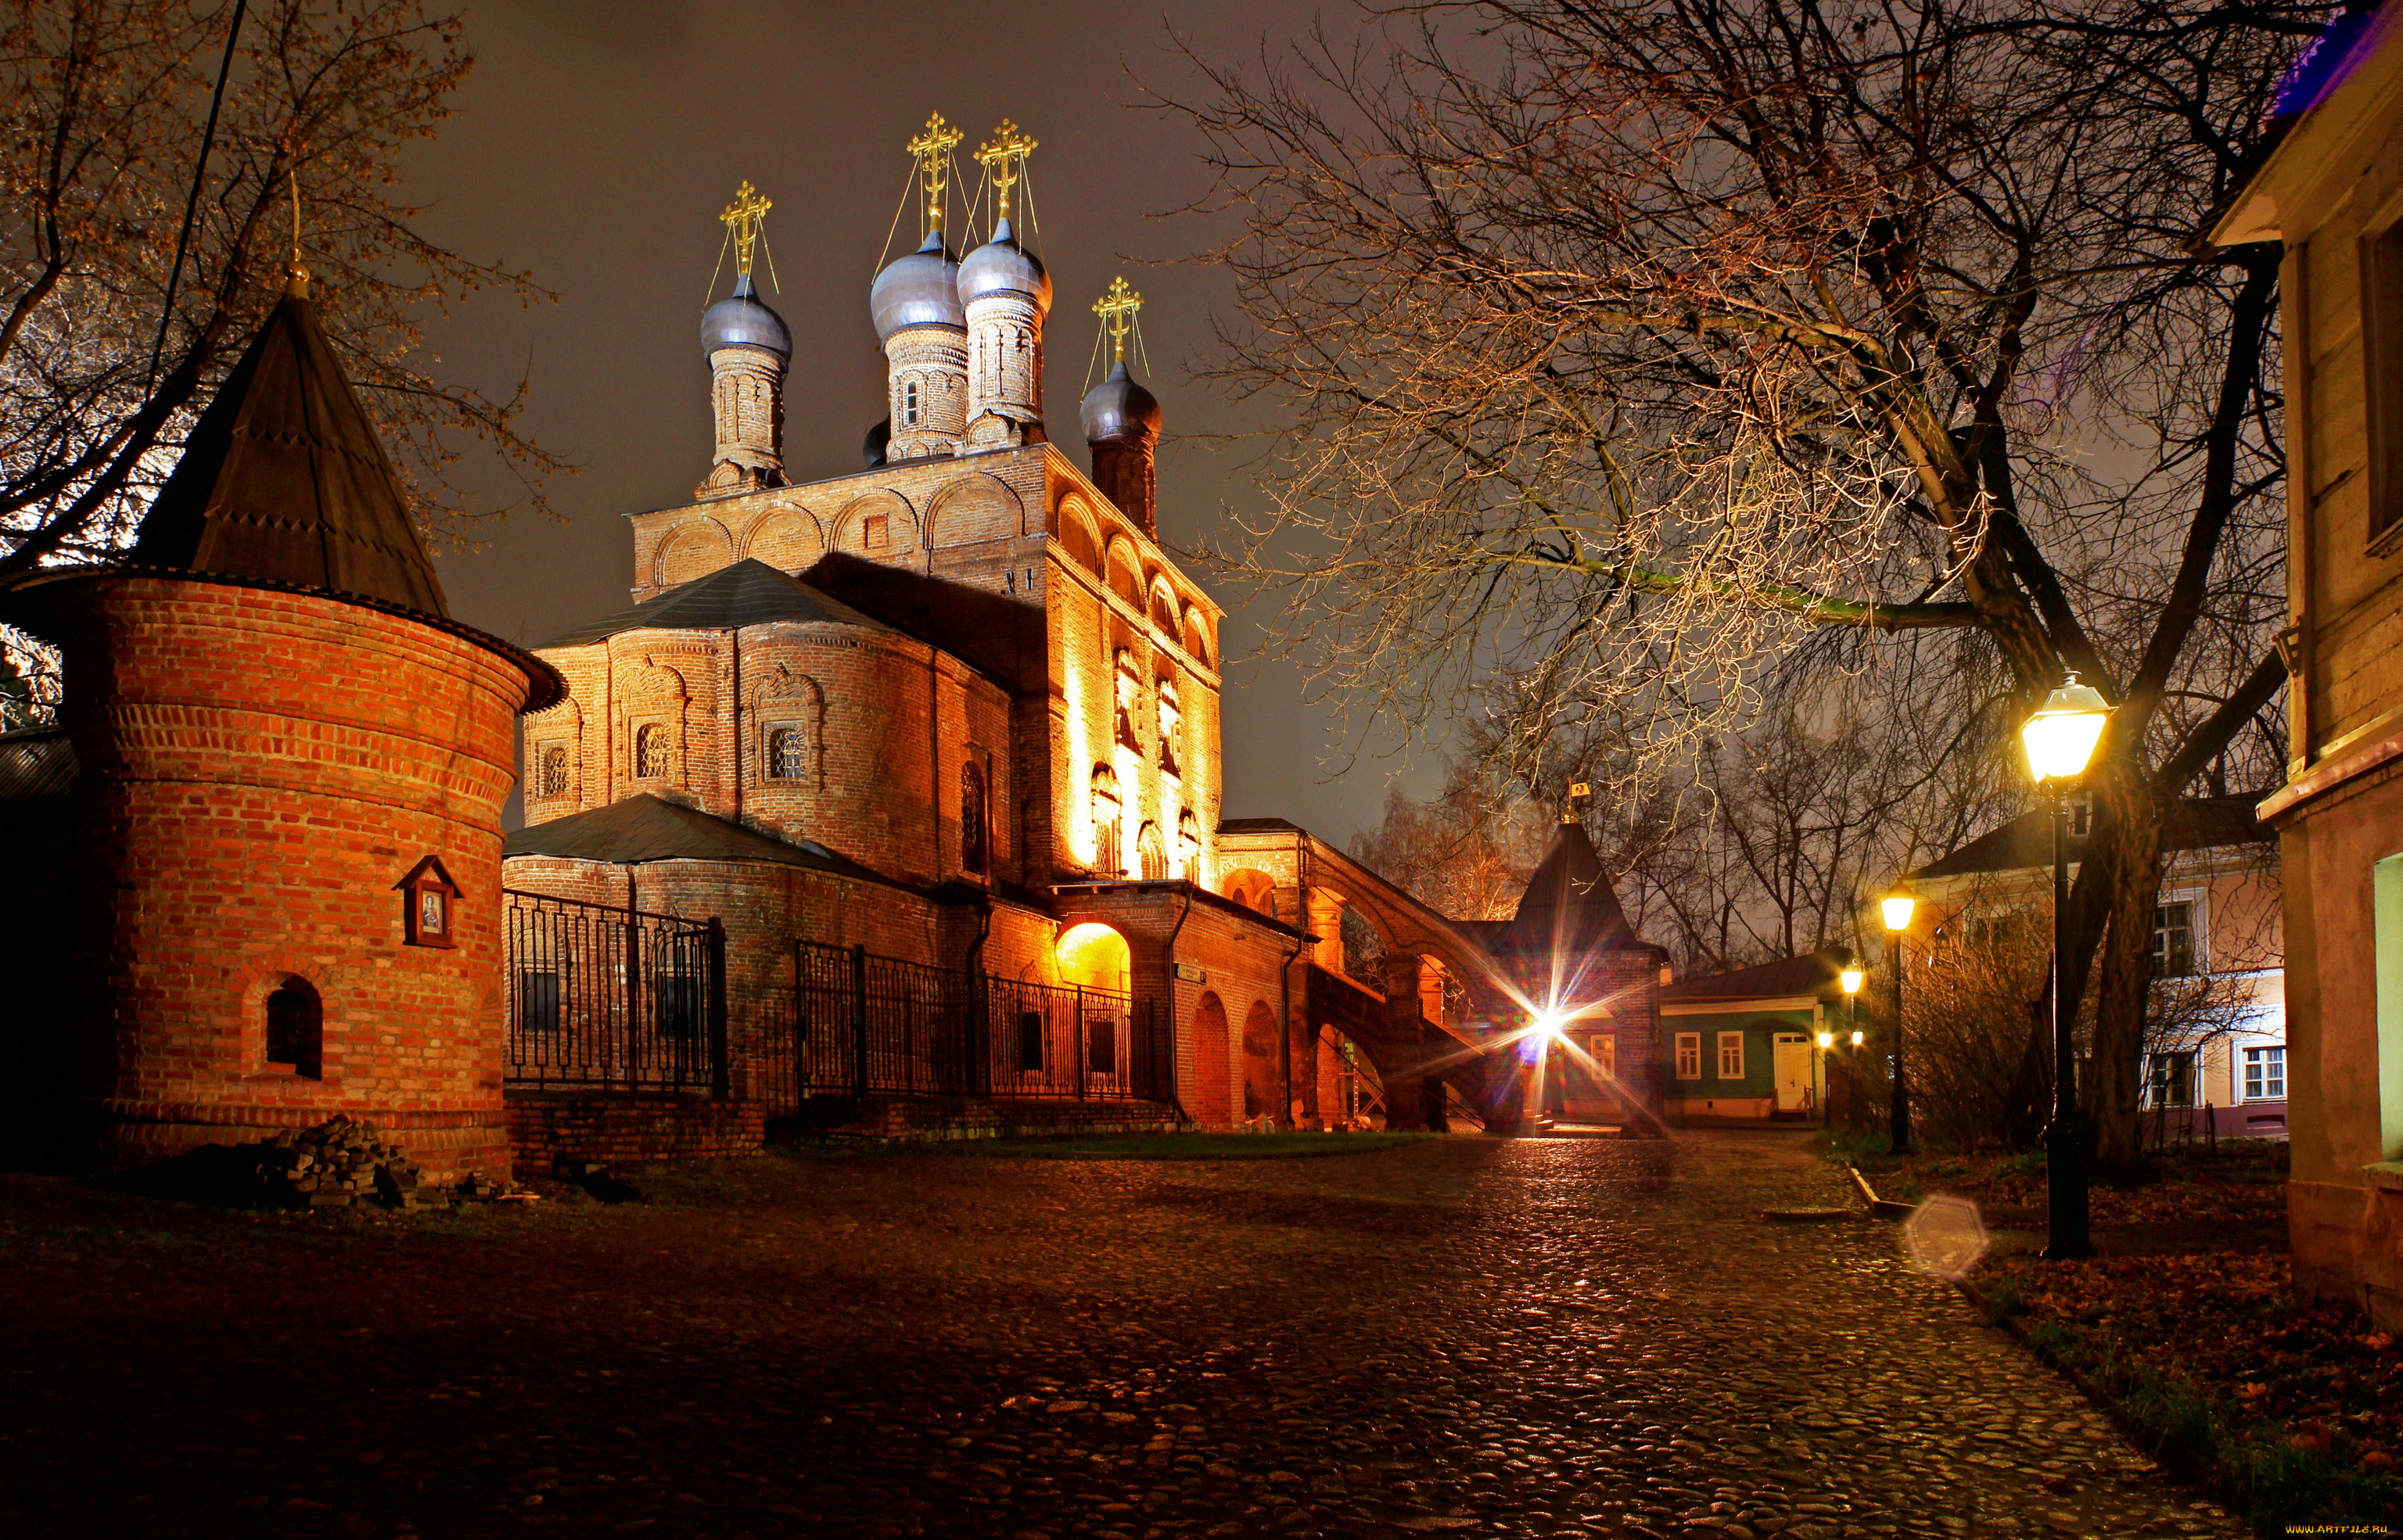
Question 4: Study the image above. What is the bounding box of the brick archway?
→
[1191,992,1231,1128]
[1240,1000,1279,1122]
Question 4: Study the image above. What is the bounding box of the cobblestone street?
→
[0,1132,2245,1539]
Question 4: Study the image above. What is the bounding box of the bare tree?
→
[1348,774,1545,921]
[1170,0,2318,1171]
[0,0,566,715]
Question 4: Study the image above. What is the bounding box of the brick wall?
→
[47,577,537,1178]
[506,1091,765,1172]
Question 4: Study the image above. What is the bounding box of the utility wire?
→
[146,0,249,393]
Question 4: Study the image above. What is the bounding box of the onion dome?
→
[863,417,890,469]
[1081,361,1161,444]
[871,229,964,341]
[957,217,1052,313]
[700,272,791,359]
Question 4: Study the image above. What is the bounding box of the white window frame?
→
[2242,1044,2286,1103]
[1716,1031,1744,1081]
[1674,1032,1701,1081]
[2153,886,2207,978]
[1592,1033,1617,1086]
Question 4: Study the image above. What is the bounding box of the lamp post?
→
[1880,893,1916,1154]
[2021,671,2112,1262]
[1837,963,1864,1129]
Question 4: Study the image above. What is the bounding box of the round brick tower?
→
[7,276,561,1178]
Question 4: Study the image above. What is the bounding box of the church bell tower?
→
[696,181,790,499]
[957,121,1051,453]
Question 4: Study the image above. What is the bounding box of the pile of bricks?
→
[256,1116,497,1211]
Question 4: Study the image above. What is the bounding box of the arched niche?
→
[749,663,827,791]
[654,519,735,591]
[1147,577,1180,635]
[926,472,1025,547]
[1182,606,1213,668]
[1055,495,1103,572]
[833,490,919,560]
[1104,537,1143,607]
[744,504,826,573]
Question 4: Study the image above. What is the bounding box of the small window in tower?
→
[961,761,989,877]
[864,513,889,551]
[634,722,671,780]
[266,977,323,1079]
[904,380,920,425]
[537,743,569,800]
[766,723,806,782]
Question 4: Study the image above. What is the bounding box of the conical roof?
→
[129,281,447,616]
[1500,819,1633,957]
[539,558,890,649]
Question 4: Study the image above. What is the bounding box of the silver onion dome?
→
[1080,360,1161,443]
[871,229,965,341]
[957,217,1053,313]
[700,273,791,359]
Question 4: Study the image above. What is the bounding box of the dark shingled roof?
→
[0,728,76,802]
[129,282,448,616]
[541,558,891,649]
[1909,795,2272,881]
[1217,817,1304,835]
[1661,947,1855,1004]
[504,794,903,888]
[1495,820,1635,957]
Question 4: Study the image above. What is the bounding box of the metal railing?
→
[503,890,727,1094]
[778,940,1171,1110]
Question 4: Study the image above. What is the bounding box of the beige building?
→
[2214,0,2403,1324]
[1901,799,2287,1138]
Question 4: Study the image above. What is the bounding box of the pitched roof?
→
[504,794,903,886]
[0,727,76,802]
[129,282,447,616]
[541,558,890,649]
[1661,947,1855,1004]
[1496,820,1635,956]
[1909,795,2273,881]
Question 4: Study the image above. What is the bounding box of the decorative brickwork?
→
[41,577,541,1176]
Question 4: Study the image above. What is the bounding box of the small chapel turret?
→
[696,181,790,499]
[1080,277,1163,537]
[957,120,1051,452]
[871,115,970,461]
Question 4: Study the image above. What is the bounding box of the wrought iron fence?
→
[782,939,1171,1108]
[504,890,726,1093]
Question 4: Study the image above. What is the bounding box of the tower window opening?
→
[961,761,989,877]
[634,722,671,781]
[538,743,569,799]
[266,977,323,1079]
[767,724,806,781]
[904,379,920,425]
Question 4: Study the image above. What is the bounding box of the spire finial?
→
[906,112,964,243]
[720,180,772,280]
[1564,781,1590,824]
[1093,276,1142,366]
[286,163,308,296]
[975,118,1038,227]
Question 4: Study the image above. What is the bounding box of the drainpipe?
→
[1163,880,1198,1120]
[963,898,993,1095]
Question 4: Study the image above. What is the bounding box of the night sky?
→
[406,0,1431,842]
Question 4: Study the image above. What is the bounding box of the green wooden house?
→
[1656,949,1857,1125]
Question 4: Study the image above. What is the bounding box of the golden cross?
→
[905,112,964,242]
[975,119,1038,226]
[1093,276,1143,365]
[720,181,771,278]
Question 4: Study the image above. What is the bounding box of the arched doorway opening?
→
[1318,1026,1385,1129]
[1241,1000,1280,1124]
[1056,922,1130,993]
[1191,992,1231,1126]
[266,976,323,1080]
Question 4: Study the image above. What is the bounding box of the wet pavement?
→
[0,1130,2244,1538]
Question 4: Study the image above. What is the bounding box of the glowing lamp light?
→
[1839,966,1866,996]
[1881,893,1916,933]
[1816,1031,1834,1050]
[1851,1030,1865,1048]
[1532,1009,1566,1042]
[2020,672,2111,783]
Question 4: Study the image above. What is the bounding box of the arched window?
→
[1156,678,1181,777]
[904,379,921,425]
[634,722,670,780]
[1137,822,1168,881]
[1092,767,1122,877]
[1113,649,1140,749]
[538,743,569,799]
[266,978,322,1079]
[767,724,806,781]
[961,761,989,877]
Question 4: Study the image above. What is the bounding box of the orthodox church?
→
[0,115,1671,1179]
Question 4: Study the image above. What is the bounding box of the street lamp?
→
[1837,964,1864,1129]
[1881,892,1916,1155]
[2021,670,2112,1261]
